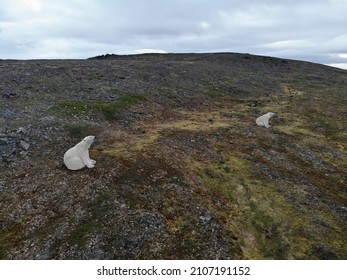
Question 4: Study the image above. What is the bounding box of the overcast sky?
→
[1,0,347,69]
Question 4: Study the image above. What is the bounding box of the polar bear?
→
[256,112,275,128]
[63,136,96,170]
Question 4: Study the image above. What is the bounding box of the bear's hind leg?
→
[65,157,86,170]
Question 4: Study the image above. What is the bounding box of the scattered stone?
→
[19,140,30,151]
[17,127,27,134]
[2,92,17,98]
[0,136,17,160]
[236,185,246,193]
[199,213,212,222]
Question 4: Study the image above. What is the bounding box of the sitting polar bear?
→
[63,136,96,170]
[256,112,275,128]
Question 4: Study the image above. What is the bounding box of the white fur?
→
[256,112,275,128]
[63,136,96,170]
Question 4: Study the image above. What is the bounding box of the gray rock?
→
[19,140,30,151]
[17,127,27,134]
[199,213,212,222]
[0,136,17,159]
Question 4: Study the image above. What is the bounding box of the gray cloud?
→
[0,0,346,69]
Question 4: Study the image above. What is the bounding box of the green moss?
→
[204,89,226,98]
[292,74,304,85]
[66,220,102,246]
[0,221,25,259]
[189,153,342,259]
[119,92,147,105]
[110,88,120,94]
[57,92,147,120]
[64,123,92,138]
[58,100,90,115]
[204,87,250,98]
[88,72,103,80]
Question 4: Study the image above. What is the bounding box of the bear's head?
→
[82,135,96,148]
[268,112,275,117]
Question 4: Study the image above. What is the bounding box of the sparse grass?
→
[233,88,251,95]
[204,89,226,98]
[189,151,346,259]
[64,123,95,139]
[97,110,233,157]
[88,72,103,80]
[110,88,120,94]
[96,105,342,255]
[66,220,102,246]
[292,77,303,85]
[204,87,250,98]
[0,221,25,259]
[57,92,147,120]
[64,188,117,247]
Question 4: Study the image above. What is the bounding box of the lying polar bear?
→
[63,136,96,170]
[256,112,275,128]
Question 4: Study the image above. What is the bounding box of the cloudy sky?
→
[1,0,347,69]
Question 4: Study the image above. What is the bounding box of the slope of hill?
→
[0,53,346,259]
